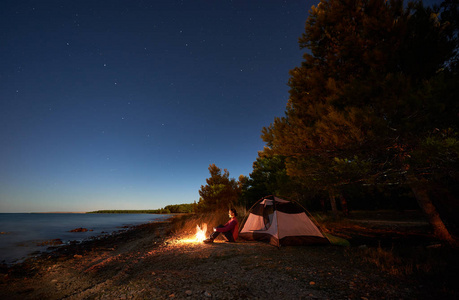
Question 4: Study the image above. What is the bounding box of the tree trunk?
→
[407,175,457,246]
[320,198,327,214]
[339,194,349,216]
[328,189,338,218]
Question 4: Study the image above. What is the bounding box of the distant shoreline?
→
[31,212,88,214]
[0,212,88,214]
[87,210,174,214]
[1,210,181,214]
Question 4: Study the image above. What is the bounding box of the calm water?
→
[0,213,170,264]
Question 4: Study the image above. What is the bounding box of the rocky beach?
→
[0,214,457,299]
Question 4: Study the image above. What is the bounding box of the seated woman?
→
[203,208,239,243]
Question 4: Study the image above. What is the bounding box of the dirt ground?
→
[0,213,457,299]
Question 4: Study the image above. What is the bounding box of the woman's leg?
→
[208,225,224,240]
[222,230,235,242]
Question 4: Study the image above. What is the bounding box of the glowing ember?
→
[195,223,207,242]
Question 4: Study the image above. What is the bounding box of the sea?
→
[0,213,170,265]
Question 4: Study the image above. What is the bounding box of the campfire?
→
[159,223,209,246]
[195,223,207,242]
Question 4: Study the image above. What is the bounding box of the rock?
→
[185,290,193,296]
[309,281,316,285]
[74,254,83,259]
[70,227,89,232]
[38,239,63,246]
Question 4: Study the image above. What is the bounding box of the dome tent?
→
[239,195,329,247]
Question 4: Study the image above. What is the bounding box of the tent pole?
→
[273,196,281,248]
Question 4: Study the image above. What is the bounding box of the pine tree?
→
[198,164,241,212]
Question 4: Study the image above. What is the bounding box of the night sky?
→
[1,0,315,212]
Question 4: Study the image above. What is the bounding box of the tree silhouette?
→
[198,164,241,212]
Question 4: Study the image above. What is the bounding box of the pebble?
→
[204,291,212,297]
[185,290,193,296]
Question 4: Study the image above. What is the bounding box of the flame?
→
[195,223,207,242]
[163,223,208,245]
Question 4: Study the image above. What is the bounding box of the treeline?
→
[194,0,458,245]
[88,204,194,214]
[88,210,163,214]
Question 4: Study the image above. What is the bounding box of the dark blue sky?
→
[1,0,315,212]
